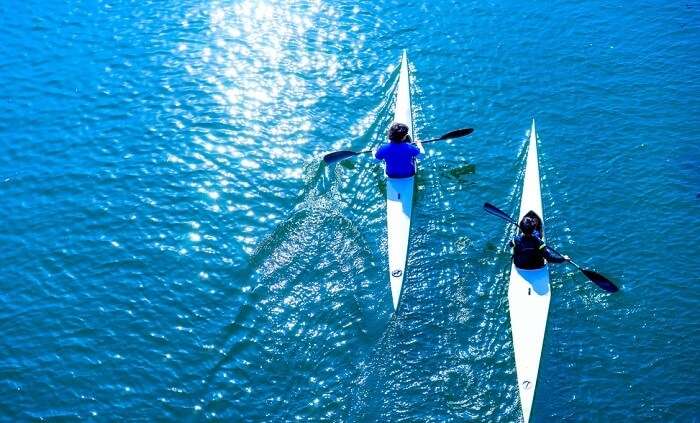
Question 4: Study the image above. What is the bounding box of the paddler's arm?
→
[408,136,425,155]
[540,244,570,263]
[407,139,424,158]
[374,146,385,161]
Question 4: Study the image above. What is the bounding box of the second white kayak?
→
[508,119,551,423]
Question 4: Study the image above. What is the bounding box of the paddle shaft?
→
[356,134,464,155]
[322,128,473,164]
[567,259,584,272]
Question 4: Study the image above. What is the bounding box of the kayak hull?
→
[386,50,421,311]
[507,119,551,423]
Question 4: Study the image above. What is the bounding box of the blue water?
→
[1,0,699,421]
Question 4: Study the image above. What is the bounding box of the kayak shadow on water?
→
[445,163,476,181]
[339,159,356,171]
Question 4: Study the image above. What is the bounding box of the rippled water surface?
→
[1,0,699,421]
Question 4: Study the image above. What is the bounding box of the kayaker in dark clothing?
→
[511,213,569,270]
[374,122,422,178]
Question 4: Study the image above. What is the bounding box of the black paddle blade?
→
[483,202,519,226]
[581,269,619,293]
[439,128,474,140]
[323,150,359,164]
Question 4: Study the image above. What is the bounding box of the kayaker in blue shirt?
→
[511,213,569,269]
[374,123,422,178]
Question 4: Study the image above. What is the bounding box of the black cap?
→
[520,216,538,235]
[388,123,409,142]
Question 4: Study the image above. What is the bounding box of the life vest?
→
[513,234,546,269]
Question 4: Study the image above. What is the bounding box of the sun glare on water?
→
[172,1,370,258]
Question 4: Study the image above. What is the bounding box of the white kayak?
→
[386,50,424,311]
[508,119,550,423]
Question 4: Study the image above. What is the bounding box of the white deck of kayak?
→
[386,50,423,311]
[508,119,551,423]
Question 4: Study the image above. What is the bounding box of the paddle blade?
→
[483,202,518,226]
[323,150,359,164]
[439,128,474,140]
[581,269,619,293]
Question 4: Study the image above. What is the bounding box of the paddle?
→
[322,128,474,164]
[483,202,618,293]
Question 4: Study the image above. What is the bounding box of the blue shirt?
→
[374,142,421,178]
